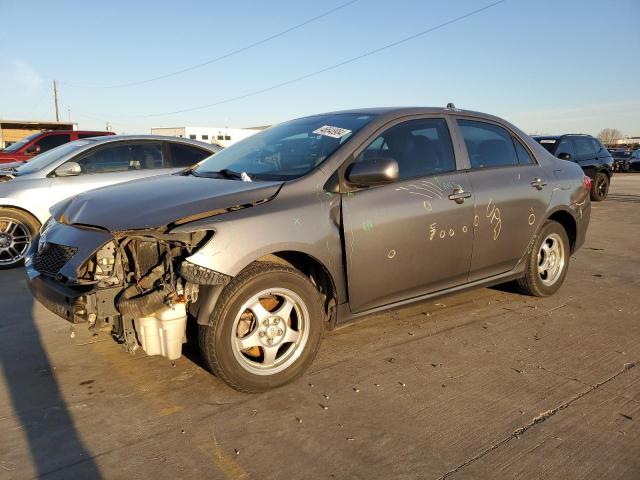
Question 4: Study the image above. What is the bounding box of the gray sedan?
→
[0,135,220,268]
[26,107,590,392]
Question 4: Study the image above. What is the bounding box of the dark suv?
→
[533,134,613,201]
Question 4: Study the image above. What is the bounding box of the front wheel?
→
[590,172,609,201]
[0,208,40,270]
[198,262,324,392]
[517,221,570,297]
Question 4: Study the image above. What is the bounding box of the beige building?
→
[150,126,266,148]
[0,119,76,148]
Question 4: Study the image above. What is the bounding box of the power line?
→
[81,0,505,119]
[61,0,360,89]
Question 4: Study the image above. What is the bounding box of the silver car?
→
[0,135,220,269]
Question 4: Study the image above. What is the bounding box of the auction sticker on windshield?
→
[313,125,352,139]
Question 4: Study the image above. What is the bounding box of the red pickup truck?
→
[0,130,115,164]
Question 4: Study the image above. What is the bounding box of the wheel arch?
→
[254,251,338,325]
[546,209,577,253]
[194,250,339,328]
[0,204,42,228]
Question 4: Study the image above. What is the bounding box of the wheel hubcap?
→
[231,288,309,375]
[598,178,607,196]
[0,218,31,266]
[537,233,565,286]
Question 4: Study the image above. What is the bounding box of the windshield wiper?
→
[214,168,244,179]
[197,169,252,180]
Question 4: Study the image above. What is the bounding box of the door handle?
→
[448,188,472,204]
[530,178,547,190]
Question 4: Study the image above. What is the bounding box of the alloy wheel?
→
[0,217,32,267]
[537,233,565,286]
[231,288,310,375]
[596,176,608,199]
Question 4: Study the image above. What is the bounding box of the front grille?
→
[34,243,77,276]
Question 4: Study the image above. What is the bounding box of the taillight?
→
[583,176,592,191]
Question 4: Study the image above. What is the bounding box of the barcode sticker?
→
[313,125,352,138]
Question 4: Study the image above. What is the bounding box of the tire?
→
[198,262,324,393]
[0,208,40,270]
[517,221,570,297]
[590,172,609,201]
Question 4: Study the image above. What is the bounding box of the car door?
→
[47,141,170,208]
[341,117,475,313]
[455,118,552,281]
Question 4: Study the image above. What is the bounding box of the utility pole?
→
[52,80,60,121]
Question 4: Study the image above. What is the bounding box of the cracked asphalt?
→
[1,174,639,480]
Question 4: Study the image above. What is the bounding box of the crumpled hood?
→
[52,173,283,231]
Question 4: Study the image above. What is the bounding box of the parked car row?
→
[15,106,592,392]
[0,136,220,269]
[608,148,640,173]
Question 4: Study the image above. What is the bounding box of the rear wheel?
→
[198,262,324,392]
[0,209,40,270]
[517,221,570,297]
[590,172,609,201]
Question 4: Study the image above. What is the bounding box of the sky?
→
[0,0,638,136]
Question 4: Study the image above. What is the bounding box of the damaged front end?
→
[26,221,228,360]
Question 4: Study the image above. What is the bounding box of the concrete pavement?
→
[1,174,638,479]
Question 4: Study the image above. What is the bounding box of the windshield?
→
[612,151,631,159]
[2,132,41,152]
[193,113,376,180]
[15,140,91,174]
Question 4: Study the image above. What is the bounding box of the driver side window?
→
[77,143,163,174]
[355,118,456,180]
[556,138,576,158]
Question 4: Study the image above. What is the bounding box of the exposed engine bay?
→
[56,229,227,360]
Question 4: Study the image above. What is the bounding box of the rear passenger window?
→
[355,118,456,180]
[458,120,519,168]
[77,142,163,174]
[168,143,211,168]
[513,139,534,164]
[458,120,520,169]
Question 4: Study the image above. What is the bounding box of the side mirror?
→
[346,158,399,187]
[55,161,82,177]
[557,152,572,161]
[26,144,41,155]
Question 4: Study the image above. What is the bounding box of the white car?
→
[0,135,220,269]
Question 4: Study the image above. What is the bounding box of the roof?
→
[303,106,506,123]
[532,134,592,139]
[0,119,76,127]
[82,134,221,151]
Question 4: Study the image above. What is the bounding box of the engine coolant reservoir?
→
[134,302,187,360]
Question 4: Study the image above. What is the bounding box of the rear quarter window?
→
[168,143,212,168]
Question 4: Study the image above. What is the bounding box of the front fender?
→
[171,184,346,302]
